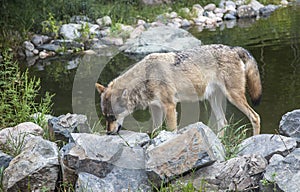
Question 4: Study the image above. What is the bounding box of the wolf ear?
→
[122,89,128,99]
[95,83,106,93]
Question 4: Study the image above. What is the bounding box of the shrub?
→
[0,51,54,129]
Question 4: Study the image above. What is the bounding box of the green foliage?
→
[155,180,200,192]
[41,12,62,38]
[0,131,29,157]
[0,51,54,129]
[220,118,249,160]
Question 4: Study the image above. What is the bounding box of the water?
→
[25,4,300,134]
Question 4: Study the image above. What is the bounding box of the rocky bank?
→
[1,110,300,191]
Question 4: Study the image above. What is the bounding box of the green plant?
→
[0,131,28,157]
[220,118,249,160]
[41,12,62,38]
[261,173,278,191]
[0,51,54,129]
[0,166,4,192]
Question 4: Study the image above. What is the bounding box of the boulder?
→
[0,122,44,151]
[36,43,61,52]
[120,26,202,55]
[250,0,264,12]
[279,109,300,144]
[259,5,279,17]
[31,34,51,47]
[59,23,82,40]
[145,122,225,186]
[96,16,112,28]
[48,113,91,142]
[2,136,59,192]
[264,148,300,192]
[237,134,297,160]
[191,154,267,191]
[23,41,34,51]
[61,132,151,191]
[101,36,124,46]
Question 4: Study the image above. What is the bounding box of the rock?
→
[141,0,171,5]
[36,43,61,52]
[96,16,112,28]
[279,109,300,144]
[250,0,264,12]
[61,132,151,191]
[70,15,91,23]
[238,134,297,160]
[0,122,44,149]
[191,154,267,191]
[24,49,34,57]
[181,19,191,27]
[237,5,257,18]
[224,13,237,20]
[32,49,39,55]
[2,136,59,192]
[137,19,146,26]
[101,36,124,46]
[71,130,150,148]
[204,3,216,12]
[120,26,202,55]
[192,4,204,18]
[52,39,84,50]
[225,1,236,12]
[281,0,289,6]
[0,151,13,169]
[145,122,224,186]
[31,34,51,47]
[39,51,55,59]
[264,148,300,192]
[130,25,146,39]
[48,113,91,142]
[169,11,178,19]
[59,23,82,40]
[23,41,34,51]
[259,5,279,17]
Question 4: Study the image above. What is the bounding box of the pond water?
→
[25,4,300,134]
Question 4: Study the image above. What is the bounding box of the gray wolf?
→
[95,44,262,135]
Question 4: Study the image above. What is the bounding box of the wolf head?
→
[95,82,130,135]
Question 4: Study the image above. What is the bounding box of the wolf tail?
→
[235,47,262,106]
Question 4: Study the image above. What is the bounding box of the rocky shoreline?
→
[0,109,300,191]
[20,0,289,65]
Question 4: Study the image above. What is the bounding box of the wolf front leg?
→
[163,102,177,132]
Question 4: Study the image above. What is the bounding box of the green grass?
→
[220,118,249,160]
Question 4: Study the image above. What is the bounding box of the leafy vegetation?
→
[0,51,54,129]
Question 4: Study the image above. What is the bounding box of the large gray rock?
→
[279,109,300,144]
[145,122,224,186]
[120,26,202,55]
[259,4,279,17]
[264,148,300,192]
[61,132,151,191]
[48,113,91,142]
[59,23,82,40]
[191,154,267,191]
[31,34,51,47]
[237,134,297,160]
[2,136,59,192]
[0,122,44,152]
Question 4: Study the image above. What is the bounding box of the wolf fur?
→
[96,44,262,135]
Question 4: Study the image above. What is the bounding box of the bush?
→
[0,51,54,129]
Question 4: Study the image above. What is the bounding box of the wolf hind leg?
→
[226,92,260,135]
[208,87,228,137]
[149,101,164,132]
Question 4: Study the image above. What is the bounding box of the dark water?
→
[26,4,300,133]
